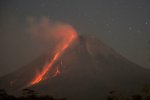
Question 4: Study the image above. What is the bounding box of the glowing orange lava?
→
[28,31,77,86]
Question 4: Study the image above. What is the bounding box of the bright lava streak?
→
[29,33,76,86]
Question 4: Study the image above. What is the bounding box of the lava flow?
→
[28,30,77,87]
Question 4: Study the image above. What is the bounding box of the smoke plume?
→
[27,16,77,47]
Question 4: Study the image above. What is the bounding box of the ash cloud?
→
[27,16,77,48]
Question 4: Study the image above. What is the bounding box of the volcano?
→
[0,35,150,100]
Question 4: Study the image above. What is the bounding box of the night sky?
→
[0,0,150,77]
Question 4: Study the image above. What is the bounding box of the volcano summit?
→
[0,35,150,100]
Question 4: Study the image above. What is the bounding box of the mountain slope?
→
[0,35,150,100]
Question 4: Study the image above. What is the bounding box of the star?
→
[128,26,132,31]
[145,21,149,25]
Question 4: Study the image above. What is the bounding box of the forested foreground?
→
[0,88,66,100]
[0,84,150,100]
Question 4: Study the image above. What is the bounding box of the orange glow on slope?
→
[53,66,60,77]
[29,30,77,86]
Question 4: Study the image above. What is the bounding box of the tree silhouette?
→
[20,88,38,100]
[107,90,119,100]
[0,88,67,100]
[22,88,38,97]
[0,89,16,100]
[132,94,142,100]
[0,89,7,95]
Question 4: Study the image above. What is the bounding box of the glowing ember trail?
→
[29,31,77,86]
[53,66,60,77]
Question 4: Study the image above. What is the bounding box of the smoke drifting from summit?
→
[27,17,77,46]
